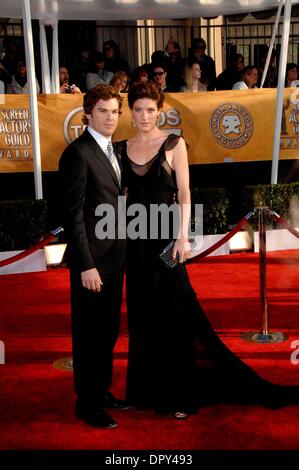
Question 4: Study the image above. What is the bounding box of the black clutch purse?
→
[159,241,179,268]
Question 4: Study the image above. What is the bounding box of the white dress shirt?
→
[232,81,248,90]
[87,126,121,182]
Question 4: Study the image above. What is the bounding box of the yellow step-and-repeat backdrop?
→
[1,88,299,172]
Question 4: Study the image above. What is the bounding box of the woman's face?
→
[114,75,128,92]
[191,63,201,80]
[132,98,159,132]
[153,67,166,88]
[96,60,105,70]
[244,68,258,88]
[288,67,298,84]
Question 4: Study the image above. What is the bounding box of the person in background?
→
[164,37,185,91]
[129,65,148,88]
[216,53,244,91]
[180,61,207,92]
[258,47,277,88]
[6,60,40,94]
[232,65,259,90]
[59,66,81,94]
[1,36,23,78]
[86,52,114,91]
[285,63,299,87]
[110,70,129,93]
[103,40,130,75]
[71,44,93,92]
[188,38,216,91]
[151,63,169,92]
[0,62,10,90]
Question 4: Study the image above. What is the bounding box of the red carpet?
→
[1,250,299,450]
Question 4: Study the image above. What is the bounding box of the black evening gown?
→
[117,134,299,413]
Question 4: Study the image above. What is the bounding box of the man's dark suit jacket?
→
[59,129,126,278]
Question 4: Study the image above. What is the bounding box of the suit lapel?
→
[83,130,120,188]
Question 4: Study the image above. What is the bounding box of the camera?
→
[65,84,76,94]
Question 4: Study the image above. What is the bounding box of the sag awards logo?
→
[63,106,182,144]
[64,106,85,144]
[210,103,253,149]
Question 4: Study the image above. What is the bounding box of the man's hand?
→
[70,84,81,94]
[81,268,103,292]
[60,82,70,93]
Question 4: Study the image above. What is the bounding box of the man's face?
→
[236,56,245,71]
[103,45,114,59]
[59,67,69,85]
[194,43,206,58]
[17,63,26,77]
[86,98,119,137]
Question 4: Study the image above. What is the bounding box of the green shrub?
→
[242,183,299,229]
[0,199,47,250]
[191,187,229,234]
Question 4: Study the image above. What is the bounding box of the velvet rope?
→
[268,210,299,240]
[0,227,64,268]
[188,212,254,264]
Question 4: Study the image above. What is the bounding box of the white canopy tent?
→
[2,0,299,198]
[1,0,299,21]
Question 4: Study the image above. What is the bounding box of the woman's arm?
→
[170,137,191,263]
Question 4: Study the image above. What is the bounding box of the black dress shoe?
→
[102,391,131,410]
[76,406,118,428]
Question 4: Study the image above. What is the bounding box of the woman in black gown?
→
[116,81,299,419]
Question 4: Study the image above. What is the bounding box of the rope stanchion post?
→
[0,227,64,269]
[241,207,287,344]
[259,206,268,336]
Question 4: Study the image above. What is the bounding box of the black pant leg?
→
[70,269,124,407]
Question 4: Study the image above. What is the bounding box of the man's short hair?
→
[82,84,123,124]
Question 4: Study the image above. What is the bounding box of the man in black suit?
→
[59,85,127,428]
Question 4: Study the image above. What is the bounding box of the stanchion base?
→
[53,356,73,371]
[241,331,288,343]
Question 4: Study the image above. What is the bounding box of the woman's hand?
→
[172,238,191,264]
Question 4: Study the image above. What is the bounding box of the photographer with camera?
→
[59,66,81,94]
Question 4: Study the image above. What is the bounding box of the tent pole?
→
[39,21,51,94]
[271,0,293,184]
[22,0,43,199]
[51,21,60,93]
[260,0,284,89]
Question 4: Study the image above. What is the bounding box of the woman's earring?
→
[131,117,136,127]
[156,115,160,127]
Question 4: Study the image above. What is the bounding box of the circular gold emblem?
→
[53,356,73,371]
[210,103,253,148]
[64,106,85,144]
